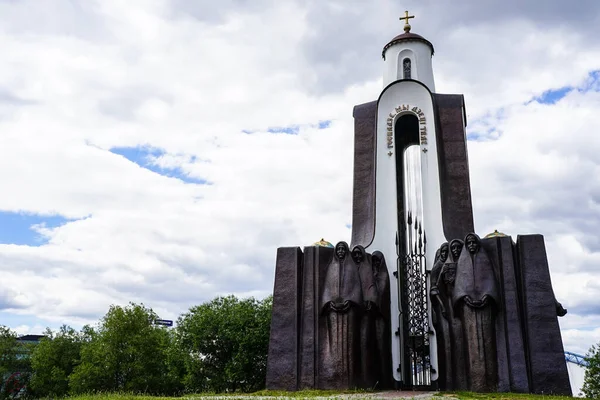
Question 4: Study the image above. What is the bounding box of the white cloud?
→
[0,0,599,356]
[562,326,600,356]
[13,324,47,336]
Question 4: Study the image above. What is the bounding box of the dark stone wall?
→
[265,247,303,391]
[517,235,572,396]
[481,237,529,393]
[299,246,334,389]
[349,95,475,247]
[433,94,475,241]
[350,101,377,248]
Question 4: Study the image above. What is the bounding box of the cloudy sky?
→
[0,0,599,356]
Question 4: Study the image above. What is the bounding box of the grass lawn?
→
[435,392,577,400]
[62,391,582,400]
[63,390,371,400]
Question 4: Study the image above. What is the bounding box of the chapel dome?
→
[312,238,334,248]
[382,31,435,59]
[484,230,509,238]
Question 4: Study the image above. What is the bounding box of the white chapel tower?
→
[382,11,436,90]
[350,11,474,387]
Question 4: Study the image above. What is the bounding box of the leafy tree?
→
[69,303,184,395]
[583,342,600,398]
[0,326,31,399]
[28,325,84,398]
[0,326,19,378]
[177,295,272,393]
[161,328,189,395]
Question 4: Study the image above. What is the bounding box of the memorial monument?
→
[266,13,572,395]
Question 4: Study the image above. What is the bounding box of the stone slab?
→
[482,237,529,393]
[432,94,474,242]
[351,100,378,248]
[517,235,571,396]
[266,247,303,391]
[299,246,334,389]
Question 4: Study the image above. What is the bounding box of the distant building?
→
[15,334,46,360]
[16,334,46,343]
[1,335,46,397]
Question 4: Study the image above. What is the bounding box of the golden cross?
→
[400,10,415,25]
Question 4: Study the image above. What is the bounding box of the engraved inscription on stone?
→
[386,104,427,149]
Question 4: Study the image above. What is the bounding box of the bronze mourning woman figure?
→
[319,241,362,388]
[430,243,450,389]
[452,233,499,392]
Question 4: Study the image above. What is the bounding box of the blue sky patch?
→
[0,212,70,246]
[467,132,483,141]
[591,70,600,83]
[247,120,333,135]
[110,146,208,185]
[528,70,599,105]
[318,120,332,129]
[110,145,164,160]
[268,125,300,135]
[534,86,572,105]
[466,126,503,142]
[580,69,600,93]
[0,311,62,334]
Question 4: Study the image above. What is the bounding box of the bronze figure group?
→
[430,233,499,392]
[319,242,393,389]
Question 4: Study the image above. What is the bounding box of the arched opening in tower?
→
[394,113,430,387]
[394,113,422,241]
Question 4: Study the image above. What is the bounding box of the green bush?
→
[68,303,184,396]
[3,295,273,397]
[582,342,600,398]
[0,326,32,400]
[177,295,273,393]
[28,325,84,398]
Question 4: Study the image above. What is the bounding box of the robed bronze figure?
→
[319,241,362,388]
[453,233,499,392]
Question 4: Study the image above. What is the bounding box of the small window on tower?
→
[403,58,411,79]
